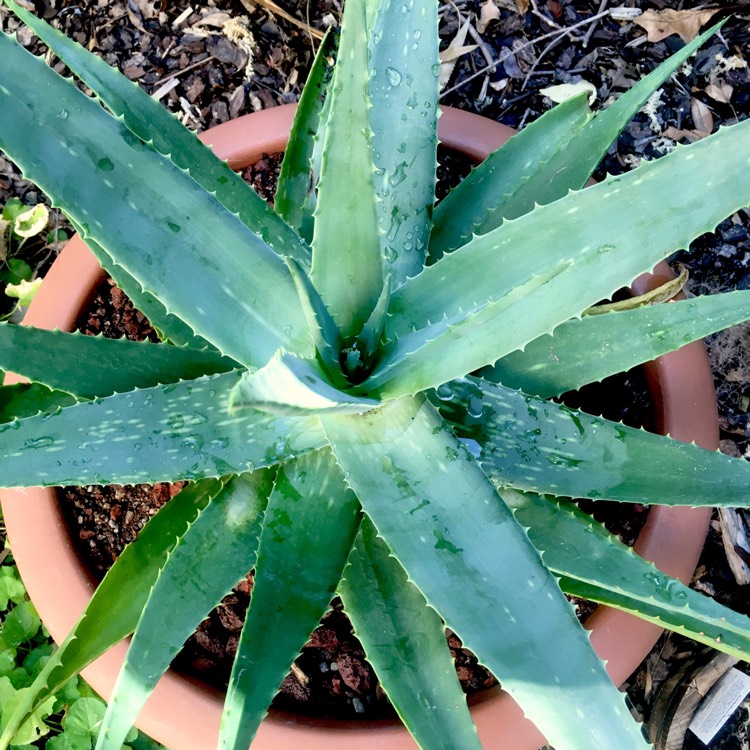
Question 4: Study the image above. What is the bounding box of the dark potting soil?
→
[58,148,650,720]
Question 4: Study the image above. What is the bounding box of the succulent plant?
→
[2,1,750,749]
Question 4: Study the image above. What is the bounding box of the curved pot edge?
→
[0,104,717,750]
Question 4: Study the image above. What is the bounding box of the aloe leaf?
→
[4,0,310,265]
[285,258,345,385]
[95,472,272,750]
[339,516,482,750]
[434,376,750,507]
[0,371,326,487]
[483,290,750,397]
[0,32,311,367]
[219,449,360,750]
[0,383,76,423]
[581,21,724,187]
[355,277,391,363]
[295,70,335,246]
[564,579,750,658]
[0,323,237,399]
[228,351,379,415]
[504,489,750,662]
[365,117,750,398]
[0,478,224,750]
[430,94,592,261]
[311,0,383,338]
[429,22,724,259]
[368,0,439,284]
[73,228,211,349]
[323,396,648,750]
[275,29,336,242]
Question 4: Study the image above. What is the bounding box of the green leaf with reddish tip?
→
[219,450,360,750]
[364,116,750,398]
[0,31,311,367]
[0,371,326,487]
[275,29,337,243]
[228,351,379,415]
[0,478,225,750]
[3,0,310,265]
[482,290,750,398]
[504,489,750,662]
[429,22,725,260]
[95,472,272,750]
[0,323,237,399]
[323,396,649,750]
[434,376,750,507]
[368,0,439,284]
[311,0,383,338]
[339,516,482,750]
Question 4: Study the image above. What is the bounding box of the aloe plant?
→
[1,1,750,748]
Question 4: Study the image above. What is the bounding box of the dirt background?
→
[2,0,750,747]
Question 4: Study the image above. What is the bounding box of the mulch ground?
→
[3,0,750,746]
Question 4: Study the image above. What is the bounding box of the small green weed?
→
[0,522,163,750]
[0,198,66,320]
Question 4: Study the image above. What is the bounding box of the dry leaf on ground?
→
[515,0,530,14]
[691,97,714,134]
[239,0,324,39]
[632,8,721,44]
[539,81,597,105]
[439,44,479,64]
[439,17,474,89]
[705,82,733,104]
[477,0,500,33]
[663,126,709,143]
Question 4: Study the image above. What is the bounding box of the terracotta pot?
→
[0,105,718,750]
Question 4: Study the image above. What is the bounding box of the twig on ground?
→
[449,0,497,94]
[95,11,129,32]
[465,14,498,73]
[582,0,609,48]
[719,508,750,585]
[151,77,180,101]
[172,6,194,29]
[521,29,575,89]
[530,0,561,29]
[151,55,216,88]
[239,0,324,40]
[440,7,612,98]
[304,0,318,57]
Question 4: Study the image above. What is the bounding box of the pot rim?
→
[0,104,718,750]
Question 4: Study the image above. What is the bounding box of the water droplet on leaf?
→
[22,436,54,450]
[385,66,402,86]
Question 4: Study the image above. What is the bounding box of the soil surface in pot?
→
[58,150,650,720]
